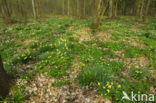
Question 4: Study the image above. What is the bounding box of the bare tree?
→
[32,0,37,20]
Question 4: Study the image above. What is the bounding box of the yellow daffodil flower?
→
[107,89,110,93]
[118,85,121,88]
[108,85,112,89]
[135,65,139,69]
[48,56,52,59]
[103,86,106,89]
[111,82,113,85]
[24,57,27,60]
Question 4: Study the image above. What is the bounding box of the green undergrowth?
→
[0,16,156,102]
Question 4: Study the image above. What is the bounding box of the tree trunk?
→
[101,0,109,16]
[68,0,70,16]
[109,0,113,18]
[1,0,10,17]
[114,1,118,18]
[145,0,151,17]
[77,0,80,19]
[0,55,10,98]
[62,0,65,15]
[140,0,145,21]
[32,0,37,20]
[136,0,142,16]
[1,0,14,24]
[91,0,102,29]
[83,0,85,18]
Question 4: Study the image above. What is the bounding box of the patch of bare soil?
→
[131,26,142,33]
[96,32,112,42]
[24,39,38,46]
[114,50,149,67]
[123,56,149,68]
[79,34,92,43]
[73,28,93,43]
[74,28,90,35]
[128,36,146,48]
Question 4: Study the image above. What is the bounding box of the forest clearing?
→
[0,0,156,103]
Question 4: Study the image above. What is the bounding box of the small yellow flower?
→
[135,65,139,69]
[135,70,139,73]
[103,86,106,89]
[17,57,20,60]
[108,85,112,89]
[82,63,85,67]
[118,85,121,88]
[48,56,52,59]
[106,82,109,86]
[98,82,100,86]
[24,57,27,60]
[29,56,32,58]
[111,82,113,85]
[107,89,110,93]
[22,54,26,57]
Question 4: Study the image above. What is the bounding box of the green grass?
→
[53,80,70,87]
[124,47,144,58]
[97,41,128,51]
[111,32,125,41]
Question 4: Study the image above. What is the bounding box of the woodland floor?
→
[0,16,156,103]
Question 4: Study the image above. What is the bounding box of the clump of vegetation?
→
[12,49,34,64]
[77,61,124,86]
[129,66,149,80]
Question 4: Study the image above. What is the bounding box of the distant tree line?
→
[0,0,156,27]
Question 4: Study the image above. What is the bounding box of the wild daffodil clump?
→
[97,82,121,97]
[129,65,148,80]
[13,49,33,64]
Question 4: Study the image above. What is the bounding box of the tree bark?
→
[0,55,10,98]
[91,0,102,29]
